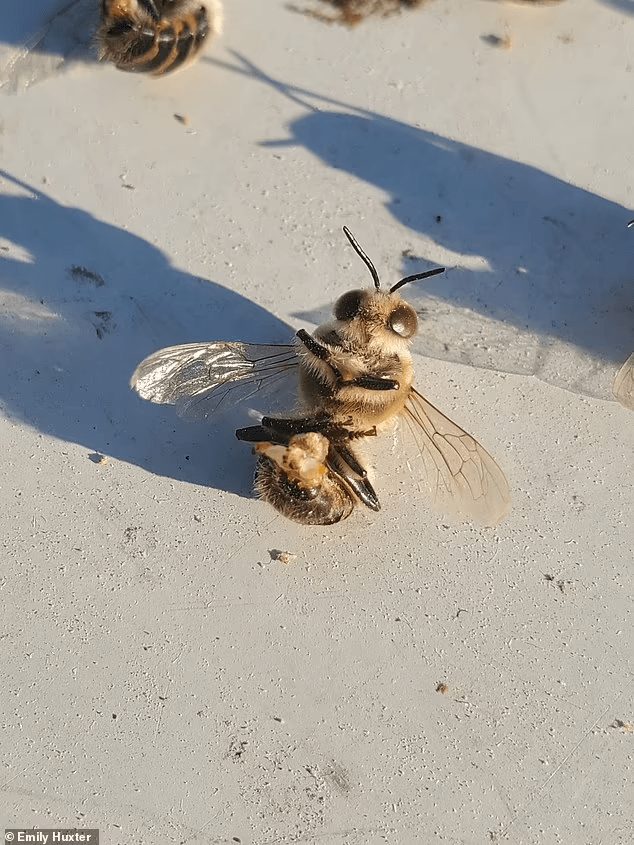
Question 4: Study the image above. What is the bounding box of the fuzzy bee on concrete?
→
[131,227,510,525]
[97,0,223,77]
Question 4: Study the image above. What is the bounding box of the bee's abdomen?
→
[255,455,355,526]
[98,2,221,78]
[128,10,208,76]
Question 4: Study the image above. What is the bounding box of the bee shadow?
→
[0,170,294,498]
[596,0,634,14]
[209,52,634,401]
[285,108,634,398]
[0,1,100,94]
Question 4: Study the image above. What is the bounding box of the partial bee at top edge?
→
[97,0,223,77]
[131,227,511,526]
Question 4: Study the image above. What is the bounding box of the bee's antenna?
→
[390,266,445,293]
[343,226,381,290]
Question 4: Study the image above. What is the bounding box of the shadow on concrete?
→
[209,52,634,400]
[0,170,293,494]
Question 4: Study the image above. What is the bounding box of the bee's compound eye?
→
[388,305,417,338]
[334,290,364,321]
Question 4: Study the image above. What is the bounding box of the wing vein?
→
[402,388,510,525]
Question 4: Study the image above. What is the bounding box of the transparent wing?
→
[613,353,634,411]
[409,296,628,405]
[402,387,510,526]
[0,0,97,95]
[130,341,299,420]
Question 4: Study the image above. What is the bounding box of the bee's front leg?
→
[295,330,399,391]
[341,375,399,391]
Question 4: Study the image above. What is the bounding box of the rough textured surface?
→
[1,1,633,843]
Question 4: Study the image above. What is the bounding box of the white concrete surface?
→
[1,1,633,843]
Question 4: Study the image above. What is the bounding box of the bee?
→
[97,0,223,77]
[131,227,510,525]
[299,0,426,27]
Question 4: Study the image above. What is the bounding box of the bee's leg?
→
[260,415,346,438]
[350,426,378,439]
[340,375,399,391]
[243,418,378,446]
[332,441,369,479]
[296,329,353,383]
[296,330,398,391]
[341,474,380,512]
[296,329,337,366]
[236,417,342,443]
[327,446,380,512]
[235,424,289,444]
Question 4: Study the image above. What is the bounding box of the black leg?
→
[341,375,399,391]
[236,424,279,444]
[327,445,380,512]
[236,416,353,444]
[296,329,331,361]
[260,415,350,439]
[296,329,346,382]
[335,442,369,479]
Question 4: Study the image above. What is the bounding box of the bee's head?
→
[334,287,418,342]
[333,227,444,346]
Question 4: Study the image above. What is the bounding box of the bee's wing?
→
[131,341,299,420]
[402,388,510,526]
[408,296,623,404]
[613,353,634,411]
[0,0,97,95]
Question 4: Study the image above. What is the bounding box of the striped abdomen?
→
[98,1,222,77]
